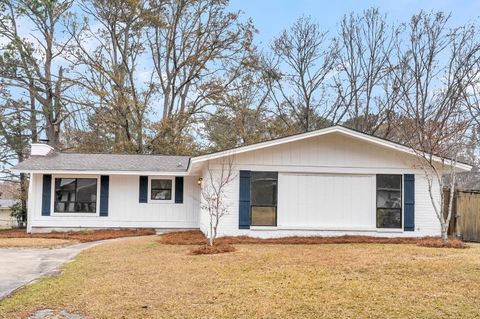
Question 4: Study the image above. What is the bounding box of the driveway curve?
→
[0,236,142,300]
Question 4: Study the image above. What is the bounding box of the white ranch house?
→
[12,126,471,237]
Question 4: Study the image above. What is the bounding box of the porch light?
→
[197,178,203,186]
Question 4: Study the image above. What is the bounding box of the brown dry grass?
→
[0,228,155,243]
[191,243,236,255]
[159,230,468,248]
[0,238,74,248]
[0,237,479,319]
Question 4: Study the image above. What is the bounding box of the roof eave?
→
[9,168,190,176]
[10,126,472,174]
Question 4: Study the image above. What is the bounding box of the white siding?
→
[28,174,200,231]
[26,131,444,237]
[232,132,414,170]
[415,173,442,236]
[0,209,16,228]
[199,133,442,238]
[278,174,376,230]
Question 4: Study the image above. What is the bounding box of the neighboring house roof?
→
[0,182,17,199]
[0,182,18,209]
[449,171,480,191]
[0,199,17,209]
[190,125,472,171]
[11,125,472,174]
[12,152,190,174]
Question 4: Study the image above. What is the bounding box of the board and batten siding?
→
[27,174,200,232]
[199,133,442,238]
[278,173,376,230]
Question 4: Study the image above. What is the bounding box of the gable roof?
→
[190,125,472,171]
[12,152,190,175]
[11,125,472,174]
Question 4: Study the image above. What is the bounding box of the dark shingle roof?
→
[13,152,190,172]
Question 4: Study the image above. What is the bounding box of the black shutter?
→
[41,174,52,216]
[100,175,109,216]
[175,177,184,204]
[139,176,148,203]
[239,170,251,229]
[404,174,415,231]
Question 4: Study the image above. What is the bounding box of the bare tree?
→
[203,53,274,151]
[0,0,74,225]
[146,0,255,152]
[268,15,337,133]
[0,87,31,222]
[201,157,236,246]
[0,0,76,148]
[465,84,480,126]
[394,11,480,241]
[407,114,470,241]
[333,8,401,136]
[66,0,154,153]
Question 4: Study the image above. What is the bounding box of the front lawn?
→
[0,236,479,318]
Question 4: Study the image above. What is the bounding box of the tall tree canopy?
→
[0,2,478,190]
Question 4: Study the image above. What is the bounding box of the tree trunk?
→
[29,82,38,143]
[45,122,60,148]
[441,224,449,241]
[209,213,214,246]
[16,151,28,228]
[19,173,28,227]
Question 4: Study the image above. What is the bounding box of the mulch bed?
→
[416,237,468,249]
[191,243,236,255]
[159,230,468,248]
[0,228,156,243]
[159,230,207,245]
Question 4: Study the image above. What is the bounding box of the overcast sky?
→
[228,0,480,45]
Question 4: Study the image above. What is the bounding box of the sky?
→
[228,0,480,46]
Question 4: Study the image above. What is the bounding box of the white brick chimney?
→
[31,143,54,156]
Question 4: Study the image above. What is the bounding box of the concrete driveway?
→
[0,241,99,300]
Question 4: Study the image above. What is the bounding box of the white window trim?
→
[51,174,101,216]
[376,228,404,233]
[148,176,175,204]
[250,226,278,231]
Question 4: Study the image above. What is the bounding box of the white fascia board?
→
[190,126,472,172]
[9,169,191,176]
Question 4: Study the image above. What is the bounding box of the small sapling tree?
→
[201,156,236,246]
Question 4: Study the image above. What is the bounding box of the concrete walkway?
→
[0,237,138,300]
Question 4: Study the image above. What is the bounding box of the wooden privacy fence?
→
[445,189,480,242]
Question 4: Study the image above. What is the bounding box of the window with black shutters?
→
[54,178,97,213]
[376,175,402,228]
[250,172,278,226]
[150,179,173,201]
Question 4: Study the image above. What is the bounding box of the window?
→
[55,178,97,213]
[151,179,172,200]
[376,175,402,228]
[251,172,278,226]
